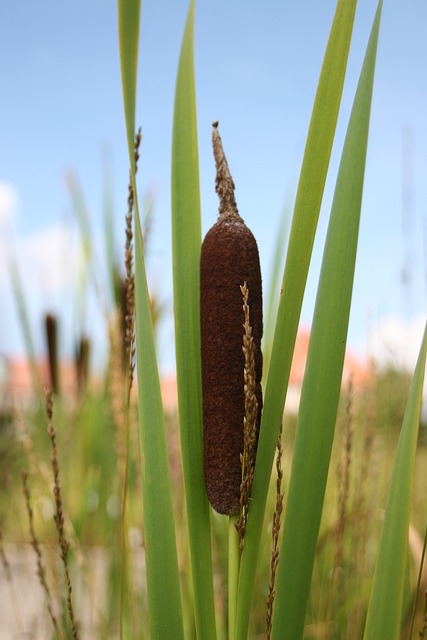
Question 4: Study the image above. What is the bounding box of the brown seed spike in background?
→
[200,121,263,515]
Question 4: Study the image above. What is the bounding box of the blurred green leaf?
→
[364,323,427,639]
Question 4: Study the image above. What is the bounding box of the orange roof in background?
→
[3,356,78,400]
[1,329,371,413]
[289,326,372,389]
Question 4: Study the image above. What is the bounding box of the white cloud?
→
[20,223,77,293]
[367,313,426,372]
[0,181,18,228]
[0,222,79,293]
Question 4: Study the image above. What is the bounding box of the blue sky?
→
[0,0,426,374]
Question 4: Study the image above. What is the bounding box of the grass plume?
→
[22,468,60,636]
[46,389,79,640]
[235,282,259,552]
[266,423,284,640]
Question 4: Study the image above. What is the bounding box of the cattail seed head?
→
[200,122,263,515]
[45,313,60,395]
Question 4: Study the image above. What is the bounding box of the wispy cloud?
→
[367,313,426,372]
[0,181,18,228]
[0,222,77,293]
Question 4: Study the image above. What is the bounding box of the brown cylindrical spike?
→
[200,122,263,515]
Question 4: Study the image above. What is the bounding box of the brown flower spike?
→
[200,122,263,515]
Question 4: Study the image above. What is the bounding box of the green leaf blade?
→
[134,215,185,640]
[364,323,427,640]
[117,0,140,169]
[171,1,217,639]
[271,4,383,638]
[118,1,184,636]
[236,1,358,636]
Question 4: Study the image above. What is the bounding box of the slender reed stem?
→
[266,423,284,639]
[46,389,79,640]
[228,514,240,640]
[120,127,140,639]
[22,469,61,638]
[408,522,427,639]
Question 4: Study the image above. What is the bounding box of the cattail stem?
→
[228,513,240,639]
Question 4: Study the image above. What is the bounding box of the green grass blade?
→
[101,148,118,308]
[171,1,217,638]
[236,1,357,636]
[134,214,185,640]
[271,4,383,638]
[118,0,140,171]
[7,239,42,393]
[262,197,291,376]
[364,324,427,640]
[118,1,184,637]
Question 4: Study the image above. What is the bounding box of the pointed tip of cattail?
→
[211,121,242,223]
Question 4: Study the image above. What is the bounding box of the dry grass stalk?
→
[336,377,354,566]
[45,389,79,640]
[118,127,141,640]
[235,282,259,553]
[266,422,284,640]
[325,378,354,636]
[346,385,375,635]
[420,589,427,638]
[0,527,23,633]
[124,127,140,393]
[22,468,61,636]
[108,310,128,483]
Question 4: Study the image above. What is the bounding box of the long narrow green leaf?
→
[262,197,291,376]
[7,239,42,394]
[236,1,357,636]
[171,1,217,638]
[364,324,427,640]
[118,1,184,637]
[118,0,140,170]
[134,215,184,640]
[271,4,382,638]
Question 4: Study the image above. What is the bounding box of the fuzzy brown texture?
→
[201,218,263,515]
[75,336,90,397]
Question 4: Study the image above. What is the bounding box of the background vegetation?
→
[0,1,426,639]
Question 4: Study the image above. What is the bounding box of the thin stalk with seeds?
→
[408,522,427,639]
[229,282,260,638]
[235,282,259,554]
[0,527,24,635]
[22,469,61,638]
[119,127,141,640]
[420,590,427,638]
[266,423,284,640]
[326,377,354,636]
[46,389,79,640]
